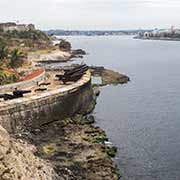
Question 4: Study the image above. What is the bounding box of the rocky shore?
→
[0,35,130,179]
[0,126,58,180]
[24,114,119,179]
[0,67,129,180]
[20,69,129,180]
[34,49,86,65]
[90,66,130,86]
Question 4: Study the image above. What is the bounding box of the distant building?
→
[144,32,150,38]
[140,26,180,39]
[0,22,35,32]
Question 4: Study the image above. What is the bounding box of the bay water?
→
[65,36,180,180]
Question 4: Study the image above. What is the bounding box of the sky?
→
[0,0,180,30]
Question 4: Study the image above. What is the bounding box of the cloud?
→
[0,0,180,29]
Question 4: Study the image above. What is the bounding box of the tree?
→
[59,39,72,51]
[10,49,24,68]
[0,44,8,60]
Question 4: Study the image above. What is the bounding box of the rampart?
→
[0,71,92,133]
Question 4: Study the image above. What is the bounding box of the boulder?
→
[71,49,86,55]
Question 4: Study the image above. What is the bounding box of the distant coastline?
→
[44,30,139,36]
[134,36,180,42]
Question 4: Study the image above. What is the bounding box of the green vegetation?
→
[0,43,8,60]
[0,70,19,85]
[105,146,118,158]
[10,49,25,68]
[0,29,52,52]
[59,39,72,51]
[42,144,57,154]
[2,30,50,41]
[93,133,108,144]
[0,43,25,69]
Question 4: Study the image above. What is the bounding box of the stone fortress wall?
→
[0,22,35,32]
[0,70,92,133]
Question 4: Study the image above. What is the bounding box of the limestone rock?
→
[0,125,58,180]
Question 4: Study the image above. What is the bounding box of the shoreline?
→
[19,68,129,179]
[22,91,120,179]
[134,36,180,42]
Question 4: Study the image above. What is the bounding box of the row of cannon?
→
[0,89,32,101]
[56,64,89,84]
[0,64,89,101]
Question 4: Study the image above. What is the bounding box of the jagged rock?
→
[0,125,58,180]
[93,87,100,96]
[71,49,86,55]
[0,125,10,157]
[90,66,130,86]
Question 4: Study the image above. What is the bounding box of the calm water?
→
[66,36,180,180]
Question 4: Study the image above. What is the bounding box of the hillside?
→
[0,29,52,52]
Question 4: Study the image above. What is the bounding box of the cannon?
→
[38,82,51,86]
[63,64,86,73]
[64,64,88,76]
[13,89,31,98]
[56,73,83,84]
[0,94,15,101]
[35,88,47,92]
[0,89,31,101]
[56,64,89,84]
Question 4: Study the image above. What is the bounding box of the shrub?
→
[10,49,25,68]
[0,44,8,60]
[59,39,71,51]
[0,70,19,85]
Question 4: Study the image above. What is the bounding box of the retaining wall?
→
[0,71,93,133]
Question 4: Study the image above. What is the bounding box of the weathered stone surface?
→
[0,125,58,180]
[25,114,119,180]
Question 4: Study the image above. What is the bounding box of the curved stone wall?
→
[0,71,92,133]
[0,70,46,94]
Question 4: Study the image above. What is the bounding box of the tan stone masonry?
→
[0,70,92,133]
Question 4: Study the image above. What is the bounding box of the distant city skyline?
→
[0,0,180,30]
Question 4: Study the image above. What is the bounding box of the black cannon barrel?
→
[56,74,64,78]
[64,65,88,76]
[56,64,89,84]
[13,90,31,98]
[0,94,4,99]
[39,82,51,86]
[0,94,15,101]
[4,94,15,100]
[64,64,87,73]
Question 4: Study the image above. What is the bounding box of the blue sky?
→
[0,0,180,30]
